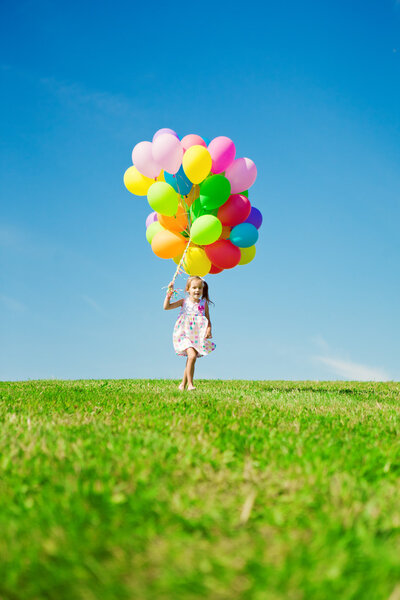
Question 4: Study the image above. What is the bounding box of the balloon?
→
[204,239,241,269]
[131,141,161,178]
[219,225,231,240]
[152,134,183,175]
[182,145,212,184]
[230,223,259,247]
[225,157,257,193]
[146,221,163,243]
[190,215,222,245]
[190,198,218,222]
[209,264,224,274]
[173,251,183,265]
[156,171,165,182]
[241,190,248,197]
[183,246,211,277]
[151,230,187,259]
[147,182,179,216]
[199,175,231,210]
[153,128,179,141]
[184,184,200,207]
[217,194,251,227]
[124,166,154,196]
[238,245,256,265]
[244,206,263,229]
[208,136,236,174]
[145,211,158,228]
[164,165,192,196]
[158,203,188,234]
[181,134,207,151]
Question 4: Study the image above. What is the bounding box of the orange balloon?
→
[151,230,188,259]
[219,225,231,240]
[158,203,188,233]
[184,184,200,207]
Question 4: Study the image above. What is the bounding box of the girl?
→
[163,276,215,391]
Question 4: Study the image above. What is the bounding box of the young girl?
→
[163,276,215,391]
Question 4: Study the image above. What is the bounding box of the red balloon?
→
[209,264,224,274]
[217,194,251,227]
[204,240,241,269]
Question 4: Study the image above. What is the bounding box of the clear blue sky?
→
[1,0,399,381]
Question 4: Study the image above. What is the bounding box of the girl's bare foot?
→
[178,383,186,391]
[187,384,196,391]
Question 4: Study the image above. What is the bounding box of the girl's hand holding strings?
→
[166,282,174,299]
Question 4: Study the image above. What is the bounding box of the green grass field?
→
[0,380,399,600]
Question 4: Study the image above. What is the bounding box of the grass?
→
[0,379,399,600]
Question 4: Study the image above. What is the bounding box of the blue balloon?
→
[164,165,192,196]
[230,223,259,248]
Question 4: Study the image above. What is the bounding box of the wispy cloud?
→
[312,336,390,381]
[0,294,27,313]
[82,295,105,315]
[315,355,390,381]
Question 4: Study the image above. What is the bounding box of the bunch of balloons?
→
[124,128,262,277]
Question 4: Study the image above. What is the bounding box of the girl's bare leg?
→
[179,358,188,390]
[186,347,197,390]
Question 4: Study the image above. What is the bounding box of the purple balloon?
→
[145,211,158,228]
[244,206,263,229]
[153,128,179,141]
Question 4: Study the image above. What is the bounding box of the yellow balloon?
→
[183,246,211,277]
[156,170,165,182]
[182,146,212,184]
[124,166,154,196]
[238,245,256,265]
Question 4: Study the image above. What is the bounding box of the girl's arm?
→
[205,302,212,338]
[163,284,184,310]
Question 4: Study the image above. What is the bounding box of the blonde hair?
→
[185,276,204,291]
[185,276,213,304]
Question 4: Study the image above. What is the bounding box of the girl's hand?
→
[205,327,212,339]
[166,282,174,298]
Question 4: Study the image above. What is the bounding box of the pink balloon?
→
[145,211,158,228]
[208,136,236,174]
[181,134,207,152]
[132,141,161,179]
[153,128,179,141]
[225,157,257,193]
[152,133,183,175]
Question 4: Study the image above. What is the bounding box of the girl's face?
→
[188,279,204,302]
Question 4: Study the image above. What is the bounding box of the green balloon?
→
[145,221,163,244]
[242,190,249,197]
[147,182,179,217]
[190,198,218,222]
[199,175,231,210]
[190,215,222,246]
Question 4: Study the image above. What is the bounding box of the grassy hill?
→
[0,380,399,599]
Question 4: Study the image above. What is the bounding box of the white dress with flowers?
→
[173,297,216,357]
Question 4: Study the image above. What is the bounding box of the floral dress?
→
[173,297,216,357]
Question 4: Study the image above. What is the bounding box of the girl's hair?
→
[185,276,214,305]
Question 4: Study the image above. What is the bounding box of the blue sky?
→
[1,0,399,381]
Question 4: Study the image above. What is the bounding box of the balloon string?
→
[167,175,194,290]
[170,238,191,288]
[175,176,191,234]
